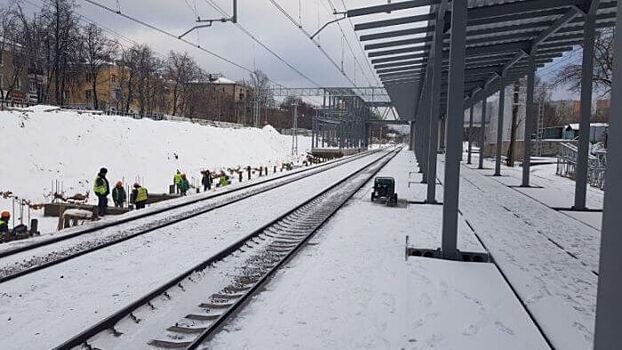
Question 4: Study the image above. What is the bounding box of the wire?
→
[325,0,379,86]
[267,0,358,86]
[25,0,168,60]
[183,0,199,18]
[537,46,582,79]
[199,0,322,87]
[203,0,228,17]
[82,0,260,78]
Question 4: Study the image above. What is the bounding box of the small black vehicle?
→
[371,177,398,205]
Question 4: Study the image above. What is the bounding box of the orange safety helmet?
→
[1,211,10,219]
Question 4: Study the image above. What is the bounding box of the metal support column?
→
[494,75,506,176]
[311,114,316,149]
[522,54,536,187]
[478,97,487,169]
[594,2,622,347]
[426,11,445,203]
[439,117,446,151]
[421,75,432,183]
[415,113,423,173]
[409,121,415,151]
[441,0,467,260]
[574,3,598,210]
[467,106,474,164]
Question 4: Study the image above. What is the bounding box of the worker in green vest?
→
[112,181,127,208]
[179,174,190,196]
[173,170,182,194]
[219,173,229,187]
[131,183,149,209]
[93,168,110,216]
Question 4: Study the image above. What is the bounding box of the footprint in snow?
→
[494,321,515,335]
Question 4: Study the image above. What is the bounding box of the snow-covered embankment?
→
[0,106,309,232]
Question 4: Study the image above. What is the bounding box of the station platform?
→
[205,149,559,350]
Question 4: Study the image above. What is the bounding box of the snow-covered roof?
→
[212,77,236,85]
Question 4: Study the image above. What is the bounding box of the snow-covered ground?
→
[205,150,550,350]
[0,106,310,233]
[206,150,603,350]
[477,161,603,230]
[447,152,601,349]
[0,151,386,350]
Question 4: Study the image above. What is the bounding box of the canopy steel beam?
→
[368,45,430,58]
[354,13,436,31]
[347,0,439,17]
[371,52,429,64]
[374,58,428,69]
[360,26,434,42]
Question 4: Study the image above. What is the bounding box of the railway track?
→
[54,148,400,350]
[0,150,380,284]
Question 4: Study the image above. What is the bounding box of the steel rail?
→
[0,150,379,284]
[0,150,374,260]
[186,148,401,349]
[54,148,400,350]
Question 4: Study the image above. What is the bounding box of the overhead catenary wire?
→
[199,0,322,87]
[267,0,358,87]
[24,0,169,62]
[81,0,263,80]
[324,0,379,86]
[537,46,583,79]
[183,0,200,18]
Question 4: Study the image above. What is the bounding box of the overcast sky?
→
[14,0,580,103]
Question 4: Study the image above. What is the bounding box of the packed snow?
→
[0,152,385,350]
[206,150,549,350]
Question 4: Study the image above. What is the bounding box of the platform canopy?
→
[347,0,617,120]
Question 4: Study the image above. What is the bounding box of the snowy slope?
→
[0,107,310,230]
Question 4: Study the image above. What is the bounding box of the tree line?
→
[0,0,281,126]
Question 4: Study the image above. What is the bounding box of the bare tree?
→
[81,23,118,110]
[555,28,614,97]
[117,44,160,116]
[39,0,81,105]
[247,70,273,126]
[132,45,162,117]
[15,3,47,103]
[0,5,29,101]
[165,51,199,116]
[118,45,142,114]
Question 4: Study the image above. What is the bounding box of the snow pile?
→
[0,107,310,215]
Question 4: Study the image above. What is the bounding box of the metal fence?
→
[0,98,39,110]
[556,142,607,190]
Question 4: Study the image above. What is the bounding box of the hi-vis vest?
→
[135,187,148,202]
[174,173,182,184]
[93,176,108,195]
